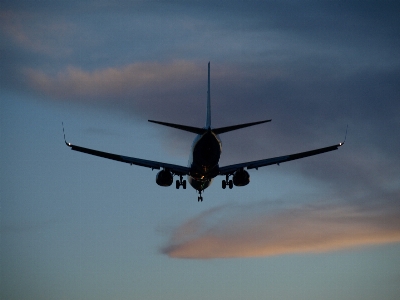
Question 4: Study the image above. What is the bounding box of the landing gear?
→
[222,175,233,189]
[198,190,203,202]
[175,175,186,189]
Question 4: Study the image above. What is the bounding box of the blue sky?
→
[1,1,400,299]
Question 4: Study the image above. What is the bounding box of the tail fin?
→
[206,61,211,129]
[149,62,271,135]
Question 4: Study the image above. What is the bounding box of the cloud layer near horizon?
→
[162,197,400,259]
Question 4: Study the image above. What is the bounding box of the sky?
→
[1,1,400,299]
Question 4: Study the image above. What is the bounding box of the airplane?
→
[64,62,345,202]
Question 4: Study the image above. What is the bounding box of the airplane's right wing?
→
[219,142,344,176]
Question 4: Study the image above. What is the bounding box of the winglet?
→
[339,125,348,146]
[62,122,71,147]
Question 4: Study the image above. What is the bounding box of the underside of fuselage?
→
[188,130,222,192]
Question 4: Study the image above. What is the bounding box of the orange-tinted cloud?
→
[23,61,284,103]
[24,61,204,100]
[161,201,400,259]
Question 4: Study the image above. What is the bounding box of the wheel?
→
[229,180,233,189]
[176,180,180,189]
[182,180,186,189]
[222,180,226,189]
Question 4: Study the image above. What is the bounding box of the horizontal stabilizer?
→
[149,119,271,135]
[148,120,206,134]
[213,119,271,135]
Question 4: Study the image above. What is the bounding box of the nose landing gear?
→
[198,190,203,202]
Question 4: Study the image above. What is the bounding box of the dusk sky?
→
[1,1,400,299]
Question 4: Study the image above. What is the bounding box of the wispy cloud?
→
[24,61,205,101]
[23,61,280,126]
[161,197,400,259]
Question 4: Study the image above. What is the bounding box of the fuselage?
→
[187,129,222,191]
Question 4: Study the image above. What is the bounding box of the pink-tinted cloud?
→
[24,61,205,100]
[23,61,217,124]
[23,61,276,125]
[23,61,284,104]
[161,200,400,259]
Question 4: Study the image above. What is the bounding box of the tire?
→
[229,180,233,189]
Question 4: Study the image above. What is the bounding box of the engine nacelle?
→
[233,169,250,186]
[156,170,173,187]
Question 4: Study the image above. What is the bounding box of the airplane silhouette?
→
[64,62,345,202]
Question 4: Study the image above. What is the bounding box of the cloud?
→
[23,61,218,125]
[25,61,203,99]
[23,61,286,126]
[161,196,400,259]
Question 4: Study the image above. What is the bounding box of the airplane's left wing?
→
[219,142,344,176]
[64,141,190,175]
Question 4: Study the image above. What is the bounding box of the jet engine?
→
[233,169,250,186]
[156,170,173,187]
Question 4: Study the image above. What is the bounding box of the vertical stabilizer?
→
[206,62,211,128]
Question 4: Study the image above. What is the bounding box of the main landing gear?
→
[176,175,186,189]
[222,175,233,189]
